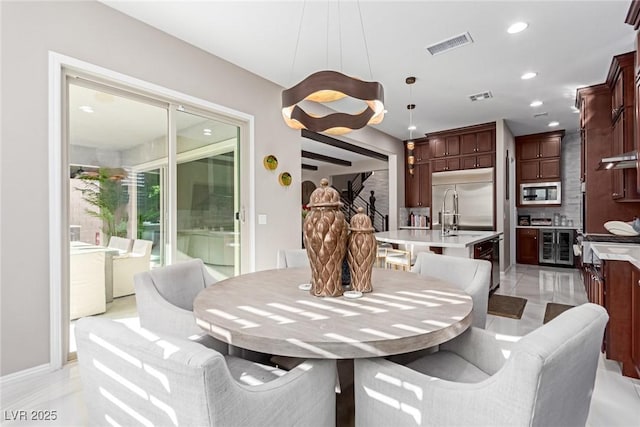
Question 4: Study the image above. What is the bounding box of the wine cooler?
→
[539,229,574,266]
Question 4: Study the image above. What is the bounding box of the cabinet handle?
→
[637,279,639,287]
[613,193,619,197]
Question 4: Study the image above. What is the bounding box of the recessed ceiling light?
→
[530,100,543,107]
[507,22,528,34]
[79,105,94,113]
[408,125,417,131]
[548,121,560,127]
[521,72,537,80]
[571,106,580,113]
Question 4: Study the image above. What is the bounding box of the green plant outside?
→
[77,168,129,242]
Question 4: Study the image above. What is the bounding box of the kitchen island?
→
[376,229,502,291]
[375,229,502,257]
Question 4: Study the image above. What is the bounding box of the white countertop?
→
[375,229,502,248]
[590,243,640,269]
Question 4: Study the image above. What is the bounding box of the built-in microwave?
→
[520,182,561,205]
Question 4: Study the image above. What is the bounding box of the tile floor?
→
[2,264,639,426]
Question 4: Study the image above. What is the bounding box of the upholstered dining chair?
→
[134,258,227,353]
[75,317,336,427]
[276,248,310,268]
[354,303,608,427]
[412,252,491,328]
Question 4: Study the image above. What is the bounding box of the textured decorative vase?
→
[303,178,348,297]
[347,207,376,293]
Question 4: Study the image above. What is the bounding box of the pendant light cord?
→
[289,0,307,83]
[338,0,343,73]
[357,0,373,80]
[326,1,330,69]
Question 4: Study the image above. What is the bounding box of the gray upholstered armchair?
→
[75,317,336,427]
[133,258,226,353]
[412,252,491,328]
[354,303,608,427]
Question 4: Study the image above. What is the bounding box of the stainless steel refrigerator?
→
[431,167,494,231]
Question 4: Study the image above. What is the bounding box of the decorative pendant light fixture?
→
[405,76,416,175]
[281,1,385,135]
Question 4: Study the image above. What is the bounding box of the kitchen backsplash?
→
[399,207,430,228]
[517,131,582,229]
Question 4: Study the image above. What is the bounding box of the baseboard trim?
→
[0,363,52,388]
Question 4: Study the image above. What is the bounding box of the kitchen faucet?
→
[441,187,459,236]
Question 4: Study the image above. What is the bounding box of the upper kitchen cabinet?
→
[460,131,494,155]
[515,131,564,183]
[577,82,640,233]
[606,52,639,201]
[413,140,430,164]
[430,136,460,158]
[425,122,496,172]
[405,138,431,207]
[405,162,430,208]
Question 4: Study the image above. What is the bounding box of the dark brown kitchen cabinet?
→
[516,130,564,185]
[516,228,538,265]
[518,137,561,161]
[413,142,430,164]
[431,136,459,158]
[612,113,625,199]
[460,131,494,155]
[519,158,560,181]
[578,83,640,233]
[603,260,639,378]
[431,157,460,172]
[405,163,430,208]
[632,264,640,377]
[582,265,604,306]
[425,122,496,172]
[461,153,494,170]
[606,51,640,201]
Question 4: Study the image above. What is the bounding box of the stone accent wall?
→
[361,169,389,220]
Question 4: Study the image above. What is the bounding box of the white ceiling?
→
[101,0,636,142]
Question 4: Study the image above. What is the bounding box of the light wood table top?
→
[193,267,472,359]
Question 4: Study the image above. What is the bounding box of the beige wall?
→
[0,1,402,376]
[496,119,516,272]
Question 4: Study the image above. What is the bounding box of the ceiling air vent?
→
[426,32,474,56]
[469,91,493,102]
[533,112,549,118]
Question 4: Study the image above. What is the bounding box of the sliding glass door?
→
[66,76,241,357]
[175,108,241,279]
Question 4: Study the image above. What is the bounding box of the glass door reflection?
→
[175,109,240,280]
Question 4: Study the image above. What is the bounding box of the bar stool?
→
[384,248,412,271]
[376,242,393,268]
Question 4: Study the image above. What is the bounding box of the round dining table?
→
[193,267,473,359]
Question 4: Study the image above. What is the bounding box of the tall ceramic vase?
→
[347,207,376,293]
[303,178,348,297]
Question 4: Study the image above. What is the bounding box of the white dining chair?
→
[354,303,608,427]
[75,317,336,427]
[412,251,491,328]
[276,248,309,268]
